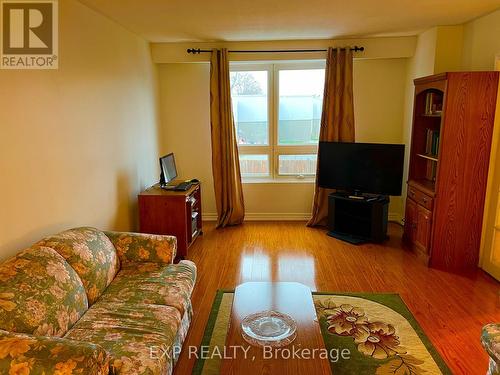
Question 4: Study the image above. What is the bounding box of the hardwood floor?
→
[174,221,500,375]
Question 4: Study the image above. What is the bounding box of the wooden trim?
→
[408,179,436,197]
[414,78,447,95]
[414,73,448,86]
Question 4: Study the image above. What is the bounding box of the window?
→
[230,62,325,181]
[230,70,268,146]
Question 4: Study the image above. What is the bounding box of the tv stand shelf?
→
[327,193,389,244]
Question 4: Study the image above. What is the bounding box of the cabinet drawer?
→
[408,186,433,210]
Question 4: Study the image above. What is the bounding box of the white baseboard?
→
[202,212,310,221]
[202,213,218,221]
[245,213,312,221]
[388,213,403,224]
[203,212,403,223]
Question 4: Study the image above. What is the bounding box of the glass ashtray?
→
[241,310,297,347]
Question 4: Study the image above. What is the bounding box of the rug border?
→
[192,289,232,375]
[192,290,451,375]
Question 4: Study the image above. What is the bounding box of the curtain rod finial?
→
[187,48,201,54]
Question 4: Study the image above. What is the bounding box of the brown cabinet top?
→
[139,183,199,197]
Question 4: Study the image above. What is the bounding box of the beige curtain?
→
[308,47,355,227]
[210,48,245,228]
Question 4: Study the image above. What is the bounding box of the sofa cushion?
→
[37,227,120,305]
[98,260,196,317]
[64,301,182,375]
[0,246,88,337]
[0,329,110,375]
[105,231,177,264]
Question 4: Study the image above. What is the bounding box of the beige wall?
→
[434,26,464,73]
[0,1,495,260]
[401,28,442,217]
[0,0,160,259]
[462,8,500,70]
[158,58,408,220]
[151,37,417,63]
[465,8,500,273]
[401,10,500,220]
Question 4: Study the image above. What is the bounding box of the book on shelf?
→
[423,128,439,181]
[426,160,437,181]
[424,92,443,115]
[424,128,440,157]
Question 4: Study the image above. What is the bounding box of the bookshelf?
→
[404,72,499,274]
[416,153,438,162]
[409,88,443,188]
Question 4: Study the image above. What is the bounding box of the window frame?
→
[230,60,326,183]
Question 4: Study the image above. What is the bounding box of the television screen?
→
[159,153,177,185]
[318,142,405,195]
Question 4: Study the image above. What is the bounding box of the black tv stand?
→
[327,192,389,245]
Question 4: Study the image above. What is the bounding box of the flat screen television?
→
[159,153,178,186]
[318,142,405,196]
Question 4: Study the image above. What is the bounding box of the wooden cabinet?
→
[404,72,499,273]
[415,205,432,254]
[403,198,417,244]
[138,183,202,260]
[404,197,432,256]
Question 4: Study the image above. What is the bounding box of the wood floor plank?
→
[174,221,500,375]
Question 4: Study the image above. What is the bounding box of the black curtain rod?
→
[187,46,364,54]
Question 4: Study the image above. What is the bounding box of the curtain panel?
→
[308,47,355,227]
[210,48,245,228]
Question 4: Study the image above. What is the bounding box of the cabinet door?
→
[415,206,432,253]
[404,198,417,243]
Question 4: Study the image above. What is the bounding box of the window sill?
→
[242,178,316,184]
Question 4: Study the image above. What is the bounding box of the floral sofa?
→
[0,227,197,374]
[482,324,500,375]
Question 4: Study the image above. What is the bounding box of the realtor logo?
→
[1,0,58,69]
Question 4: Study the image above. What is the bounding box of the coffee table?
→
[220,282,331,374]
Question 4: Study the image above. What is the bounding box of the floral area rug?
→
[193,290,451,375]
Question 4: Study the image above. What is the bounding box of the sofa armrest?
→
[0,330,109,374]
[104,231,177,264]
[482,324,500,362]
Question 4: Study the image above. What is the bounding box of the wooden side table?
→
[138,183,202,260]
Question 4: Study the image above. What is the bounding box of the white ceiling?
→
[78,0,500,42]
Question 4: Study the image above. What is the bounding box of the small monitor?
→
[159,153,177,186]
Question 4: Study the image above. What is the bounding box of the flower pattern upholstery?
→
[0,246,88,337]
[65,259,196,374]
[64,301,182,375]
[105,231,177,264]
[482,324,500,375]
[0,229,195,375]
[98,260,196,317]
[0,330,110,375]
[37,227,120,305]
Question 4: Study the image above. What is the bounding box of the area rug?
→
[193,290,451,375]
